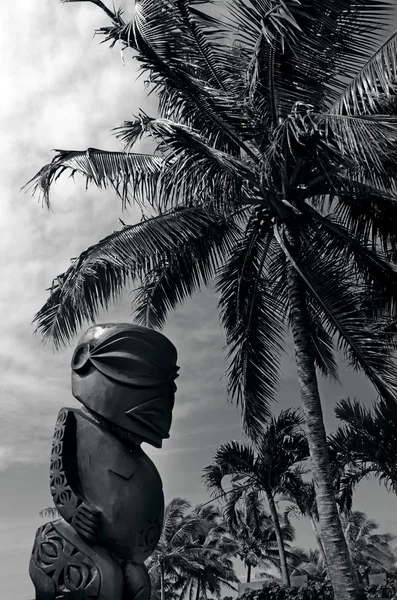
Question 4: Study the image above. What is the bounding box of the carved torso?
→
[51,408,164,562]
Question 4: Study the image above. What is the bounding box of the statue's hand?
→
[71,501,101,543]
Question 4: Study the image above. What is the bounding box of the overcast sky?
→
[1,1,397,599]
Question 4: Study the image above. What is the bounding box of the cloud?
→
[0,0,151,472]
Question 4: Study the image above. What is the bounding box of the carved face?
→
[71,324,178,448]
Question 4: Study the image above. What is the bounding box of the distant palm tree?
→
[282,450,367,567]
[331,397,397,494]
[290,548,326,582]
[147,498,204,600]
[341,511,397,585]
[176,504,238,600]
[223,490,296,583]
[27,1,397,598]
[204,409,309,587]
[282,480,327,567]
[176,550,237,600]
[147,499,237,600]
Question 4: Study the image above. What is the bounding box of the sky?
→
[1,1,397,599]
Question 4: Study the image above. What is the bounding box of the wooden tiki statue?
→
[29,323,179,600]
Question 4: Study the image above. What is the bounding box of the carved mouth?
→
[125,396,171,439]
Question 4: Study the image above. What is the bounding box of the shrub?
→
[240,579,397,600]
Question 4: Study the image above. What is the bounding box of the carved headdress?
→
[71,323,179,447]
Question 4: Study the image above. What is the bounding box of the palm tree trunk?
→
[247,563,252,583]
[160,562,165,600]
[286,254,361,600]
[195,580,201,600]
[310,517,327,568]
[266,492,291,587]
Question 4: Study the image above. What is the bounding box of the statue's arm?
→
[50,408,100,542]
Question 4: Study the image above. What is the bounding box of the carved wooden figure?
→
[29,323,179,600]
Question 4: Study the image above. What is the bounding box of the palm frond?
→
[24,149,164,209]
[133,213,241,328]
[329,178,397,250]
[61,0,117,20]
[115,114,256,212]
[34,206,227,347]
[331,29,397,115]
[232,0,395,120]
[174,0,228,91]
[305,299,339,381]
[203,441,257,493]
[303,205,397,320]
[277,223,397,404]
[99,7,257,161]
[315,113,397,174]
[216,224,286,438]
[117,116,253,180]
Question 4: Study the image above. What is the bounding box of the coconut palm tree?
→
[203,409,309,587]
[222,489,296,583]
[282,480,327,568]
[289,548,326,582]
[147,498,237,600]
[146,498,204,600]
[330,397,397,494]
[175,550,237,600]
[341,511,397,585]
[282,449,368,567]
[177,504,239,600]
[26,1,397,598]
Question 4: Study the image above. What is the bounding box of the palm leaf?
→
[303,205,397,319]
[24,148,164,209]
[331,29,397,115]
[305,299,339,381]
[99,7,257,160]
[116,115,256,211]
[33,206,229,347]
[133,214,241,328]
[174,0,228,91]
[232,0,395,119]
[203,441,257,492]
[331,397,397,493]
[315,113,397,174]
[327,179,397,250]
[276,223,397,404]
[61,0,117,20]
[216,224,286,439]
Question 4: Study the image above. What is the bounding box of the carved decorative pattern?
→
[32,522,101,598]
[50,409,81,511]
[136,521,162,555]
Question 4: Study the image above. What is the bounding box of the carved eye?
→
[71,343,91,372]
[143,524,161,549]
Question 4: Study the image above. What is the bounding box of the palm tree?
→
[147,498,203,600]
[341,511,397,585]
[176,504,239,600]
[147,498,237,600]
[330,397,397,494]
[290,548,326,582]
[282,480,327,568]
[223,490,296,583]
[203,409,308,587]
[282,450,368,566]
[176,550,237,600]
[26,1,397,597]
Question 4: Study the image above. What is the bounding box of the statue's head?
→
[70,323,179,448]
